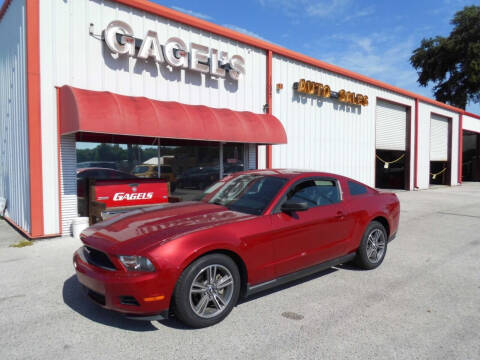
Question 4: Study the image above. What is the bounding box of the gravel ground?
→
[1,183,479,360]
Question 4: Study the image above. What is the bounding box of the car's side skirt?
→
[246,253,356,297]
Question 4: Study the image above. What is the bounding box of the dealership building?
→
[1,0,480,239]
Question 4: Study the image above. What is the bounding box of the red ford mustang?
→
[73,170,400,328]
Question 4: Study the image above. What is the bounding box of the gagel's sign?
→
[112,192,154,201]
[103,20,245,80]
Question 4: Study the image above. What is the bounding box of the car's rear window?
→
[348,181,368,196]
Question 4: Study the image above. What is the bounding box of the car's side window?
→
[348,181,368,196]
[286,178,341,208]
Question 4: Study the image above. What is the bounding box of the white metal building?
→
[1,0,480,239]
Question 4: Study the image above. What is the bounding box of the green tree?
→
[410,5,480,109]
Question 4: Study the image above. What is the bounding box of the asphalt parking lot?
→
[1,183,479,360]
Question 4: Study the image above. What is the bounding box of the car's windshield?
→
[208,174,287,215]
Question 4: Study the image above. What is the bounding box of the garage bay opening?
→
[429,114,451,186]
[462,130,480,182]
[375,100,410,190]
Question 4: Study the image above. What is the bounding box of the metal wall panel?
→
[40,0,267,234]
[246,144,257,170]
[60,135,78,235]
[463,115,480,134]
[0,0,31,232]
[272,55,416,188]
[430,114,449,161]
[417,102,459,188]
[376,100,407,151]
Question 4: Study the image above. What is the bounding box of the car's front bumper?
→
[73,247,171,318]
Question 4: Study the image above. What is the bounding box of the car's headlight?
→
[118,255,155,272]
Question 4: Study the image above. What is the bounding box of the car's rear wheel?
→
[355,220,388,270]
[173,253,240,328]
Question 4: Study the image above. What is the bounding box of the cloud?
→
[342,6,375,22]
[222,24,270,42]
[257,0,300,18]
[170,6,213,21]
[308,32,421,91]
[305,0,352,18]
[355,38,373,53]
[258,0,357,19]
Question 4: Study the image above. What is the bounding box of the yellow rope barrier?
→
[376,154,405,169]
[430,167,447,179]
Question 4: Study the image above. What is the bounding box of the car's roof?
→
[77,167,126,173]
[236,169,348,180]
[78,161,115,165]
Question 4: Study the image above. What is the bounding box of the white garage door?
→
[430,114,449,161]
[376,100,407,151]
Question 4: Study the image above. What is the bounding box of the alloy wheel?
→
[366,228,386,263]
[189,264,234,318]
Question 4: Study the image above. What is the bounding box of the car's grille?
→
[87,289,106,305]
[84,246,116,271]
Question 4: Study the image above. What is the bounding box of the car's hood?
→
[80,201,254,253]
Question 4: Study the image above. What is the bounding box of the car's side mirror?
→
[281,200,309,212]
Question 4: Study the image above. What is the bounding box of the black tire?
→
[173,253,241,328]
[355,220,388,270]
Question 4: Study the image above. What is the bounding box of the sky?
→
[158,0,480,114]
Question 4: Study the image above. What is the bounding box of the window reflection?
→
[76,141,246,205]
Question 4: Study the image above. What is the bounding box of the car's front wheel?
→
[355,220,388,270]
[173,253,241,328]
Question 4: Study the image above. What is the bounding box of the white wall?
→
[417,102,460,189]
[0,0,31,232]
[40,0,268,233]
[463,115,480,134]
[257,145,266,169]
[271,55,416,189]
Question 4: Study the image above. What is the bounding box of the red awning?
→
[59,86,287,145]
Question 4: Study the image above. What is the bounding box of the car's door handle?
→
[336,211,345,219]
